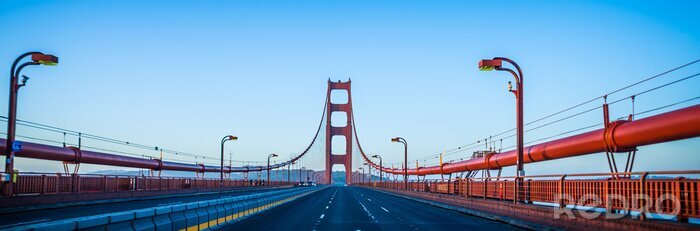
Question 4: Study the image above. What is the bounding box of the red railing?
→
[357,171,700,222]
[0,172,293,196]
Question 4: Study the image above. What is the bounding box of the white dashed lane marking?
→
[314,188,337,230]
[358,201,376,221]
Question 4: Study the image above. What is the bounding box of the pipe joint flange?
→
[154,159,163,171]
[66,146,82,164]
[484,152,500,170]
[605,120,637,152]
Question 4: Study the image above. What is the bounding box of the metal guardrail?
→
[8,186,325,230]
[357,170,700,222]
[0,172,293,197]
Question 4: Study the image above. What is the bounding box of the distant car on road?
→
[298,181,316,187]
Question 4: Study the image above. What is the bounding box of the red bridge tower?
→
[325,79,353,185]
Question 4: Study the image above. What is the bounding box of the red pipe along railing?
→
[0,140,306,173]
[361,104,700,175]
[1,172,291,196]
[0,141,258,173]
[1,104,699,176]
[355,170,700,222]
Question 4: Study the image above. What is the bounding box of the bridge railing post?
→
[675,177,689,222]
[72,174,80,193]
[604,177,613,214]
[526,179,532,203]
[512,177,517,203]
[497,181,503,200]
[40,174,47,195]
[102,175,107,192]
[55,173,61,193]
[484,178,488,200]
[639,172,648,220]
[465,178,470,198]
[558,175,566,208]
[514,176,525,204]
[116,175,121,191]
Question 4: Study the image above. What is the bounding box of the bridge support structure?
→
[325,80,353,185]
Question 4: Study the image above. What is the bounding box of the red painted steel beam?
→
[369,104,700,175]
[0,138,288,173]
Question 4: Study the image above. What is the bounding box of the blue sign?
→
[11,141,22,152]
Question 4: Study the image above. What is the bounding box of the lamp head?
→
[391,137,399,142]
[227,135,238,141]
[478,58,502,71]
[270,153,278,157]
[372,155,379,158]
[31,53,59,66]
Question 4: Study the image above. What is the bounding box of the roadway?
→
[224,186,521,230]
[0,186,290,229]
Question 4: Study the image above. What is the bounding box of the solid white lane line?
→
[381,207,389,213]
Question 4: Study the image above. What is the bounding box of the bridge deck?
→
[225,186,521,230]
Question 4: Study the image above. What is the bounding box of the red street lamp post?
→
[4,52,58,197]
[267,153,278,184]
[364,162,372,184]
[478,57,525,203]
[359,167,365,184]
[391,137,408,190]
[372,154,382,185]
[220,135,237,187]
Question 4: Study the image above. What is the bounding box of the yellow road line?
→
[179,190,315,231]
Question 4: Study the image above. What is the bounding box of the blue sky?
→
[1,0,699,176]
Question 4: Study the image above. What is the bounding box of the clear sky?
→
[1,0,699,176]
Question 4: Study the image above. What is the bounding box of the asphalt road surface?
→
[0,186,289,229]
[224,186,521,231]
